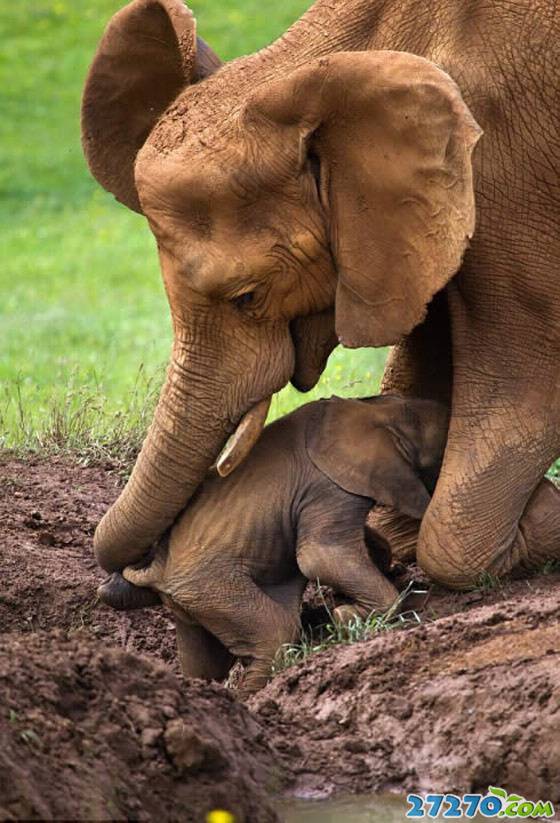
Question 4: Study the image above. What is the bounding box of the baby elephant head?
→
[306,395,449,519]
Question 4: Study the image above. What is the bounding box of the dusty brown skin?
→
[99,395,447,692]
[82,0,560,589]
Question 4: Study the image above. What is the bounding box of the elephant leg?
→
[420,460,560,589]
[174,611,235,682]
[369,291,452,561]
[127,554,304,692]
[186,573,304,695]
[297,529,400,623]
[124,560,236,680]
[417,256,560,588]
[365,508,421,564]
[517,478,560,565]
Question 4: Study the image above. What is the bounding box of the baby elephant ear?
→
[81,0,221,213]
[306,397,431,519]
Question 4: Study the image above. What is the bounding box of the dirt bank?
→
[2,456,560,818]
[0,456,177,664]
[0,631,281,821]
[251,582,560,804]
[0,457,283,821]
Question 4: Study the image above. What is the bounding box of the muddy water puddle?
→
[281,794,490,822]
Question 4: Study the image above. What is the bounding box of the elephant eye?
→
[231,291,255,310]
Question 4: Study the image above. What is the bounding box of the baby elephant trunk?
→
[97,572,162,611]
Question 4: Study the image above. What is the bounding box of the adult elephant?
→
[82,0,560,589]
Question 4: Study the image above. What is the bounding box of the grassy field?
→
[0,0,387,456]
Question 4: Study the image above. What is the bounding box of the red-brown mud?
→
[252,585,560,804]
[0,457,282,821]
[0,457,177,662]
[1,456,560,818]
[0,632,281,822]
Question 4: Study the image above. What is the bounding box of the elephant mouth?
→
[216,397,271,477]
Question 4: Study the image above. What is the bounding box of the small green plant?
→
[469,570,502,593]
[68,598,99,635]
[541,559,560,574]
[273,582,424,673]
[20,728,41,747]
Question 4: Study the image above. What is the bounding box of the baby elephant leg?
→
[189,573,304,696]
[297,533,400,624]
[296,493,400,623]
[174,610,235,682]
[123,562,234,681]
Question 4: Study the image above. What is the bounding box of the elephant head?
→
[306,395,449,520]
[82,0,481,572]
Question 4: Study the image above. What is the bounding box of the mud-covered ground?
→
[1,457,559,820]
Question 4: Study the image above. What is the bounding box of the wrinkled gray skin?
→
[99,395,447,693]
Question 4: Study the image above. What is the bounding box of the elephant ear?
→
[246,51,482,347]
[306,397,431,519]
[81,0,221,213]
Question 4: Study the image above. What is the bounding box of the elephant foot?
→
[332,602,394,625]
[518,477,560,568]
[97,572,162,611]
[332,604,367,624]
[332,585,429,626]
[235,660,275,697]
[366,504,421,563]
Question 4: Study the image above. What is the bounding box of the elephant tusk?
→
[216,397,271,477]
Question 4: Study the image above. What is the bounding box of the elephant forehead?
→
[135,146,230,209]
[146,69,243,156]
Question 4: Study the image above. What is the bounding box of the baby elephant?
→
[99,395,447,693]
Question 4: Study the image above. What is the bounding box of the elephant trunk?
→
[94,337,266,573]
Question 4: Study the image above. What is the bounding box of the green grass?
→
[2,2,558,478]
[273,582,424,674]
[0,0,387,456]
[467,570,502,593]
